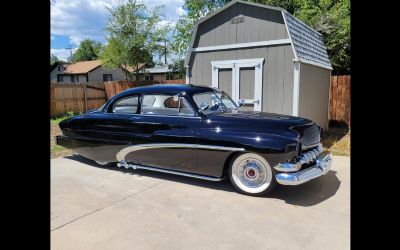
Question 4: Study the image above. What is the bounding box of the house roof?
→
[185,0,332,70]
[50,61,69,72]
[63,60,103,74]
[123,63,146,73]
[140,66,171,74]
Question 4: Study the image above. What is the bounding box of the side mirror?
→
[237,99,245,107]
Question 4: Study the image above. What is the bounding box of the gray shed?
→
[185,0,332,129]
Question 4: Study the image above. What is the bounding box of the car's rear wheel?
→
[228,153,277,196]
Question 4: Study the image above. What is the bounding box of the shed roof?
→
[283,12,332,69]
[185,0,332,70]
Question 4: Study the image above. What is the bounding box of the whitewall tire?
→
[95,161,111,166]
[229,153,277,196]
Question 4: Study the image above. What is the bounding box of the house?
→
[185,0,332,129]
[50,60,126,83]
[137,66,179,81]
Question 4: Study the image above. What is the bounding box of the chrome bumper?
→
[275,153,333,185]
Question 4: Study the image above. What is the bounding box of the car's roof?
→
[116,84,215,96]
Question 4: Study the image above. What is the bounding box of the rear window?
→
[112,96,139,114]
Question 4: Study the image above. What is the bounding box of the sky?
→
[51,0,187,61]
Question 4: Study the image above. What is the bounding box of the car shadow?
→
[63,154,341,207]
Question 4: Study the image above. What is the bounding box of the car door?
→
[120,93,200,172]
[72,94,144,163]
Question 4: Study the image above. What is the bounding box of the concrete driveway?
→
[51,155,350,250]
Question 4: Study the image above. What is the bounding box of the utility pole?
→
[66,44,74,62]
[164,40,167,65]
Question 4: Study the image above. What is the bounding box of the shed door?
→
[211,58,264,111]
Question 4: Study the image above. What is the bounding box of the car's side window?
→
[141,94,195,116]
[112,95,139,114]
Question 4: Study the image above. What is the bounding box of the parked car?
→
[56,84,332,196]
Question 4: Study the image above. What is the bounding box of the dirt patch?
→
[321,127,350,156]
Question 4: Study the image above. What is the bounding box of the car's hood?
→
[211,110,312,126]
[207,110,316,141]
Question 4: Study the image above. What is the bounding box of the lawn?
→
[51,115,73,158]
[321,127,350,156]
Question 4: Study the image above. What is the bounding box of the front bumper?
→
[275,153,333,185]
[55,135,74,148]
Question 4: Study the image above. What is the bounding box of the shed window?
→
[103,74,113,82]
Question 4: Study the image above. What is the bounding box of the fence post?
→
[83,82,88,113]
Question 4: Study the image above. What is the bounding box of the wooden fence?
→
[329,75,350,127]
[50,82,107,117]
[104,79,186,99]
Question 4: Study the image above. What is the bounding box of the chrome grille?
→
[298,144,323,165]
[293,124,321,148]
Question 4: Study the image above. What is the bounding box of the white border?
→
[193,39,291,52]
[292,60,301,116]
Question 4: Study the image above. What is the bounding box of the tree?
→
[173,0,350,73]
[294,0,350,74]
[153,24,172,65]
[101,0,165,80]
[72,39,103,62]
[172,0,229,57]
[168,59,185,79]
[50,54,60,65]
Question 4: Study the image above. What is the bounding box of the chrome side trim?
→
[302,143,322,150]
[116,143,245,162]
[275,153,332,185]
[117,161,223,181]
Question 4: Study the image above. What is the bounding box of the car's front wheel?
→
[95,161,112,167]
[229,153,277,196]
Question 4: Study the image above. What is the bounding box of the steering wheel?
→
[209,102,221,111]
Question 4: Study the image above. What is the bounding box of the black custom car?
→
[56,84,332,196]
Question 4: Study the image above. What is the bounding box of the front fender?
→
[197,128,299,154]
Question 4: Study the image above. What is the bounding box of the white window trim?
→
[211,58,264,111]
[193,39,291,53]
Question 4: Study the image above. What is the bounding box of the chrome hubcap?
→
[237,158,267,188]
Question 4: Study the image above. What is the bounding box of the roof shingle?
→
[63,60,103,74]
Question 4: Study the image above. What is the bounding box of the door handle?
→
[252,99,260,105]
[130,116,142,120]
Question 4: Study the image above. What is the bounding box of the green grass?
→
[321,127,350,156]
[51,113,75,158]
[50,112,76,124]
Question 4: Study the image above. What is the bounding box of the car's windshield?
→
[193,90,238,115]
